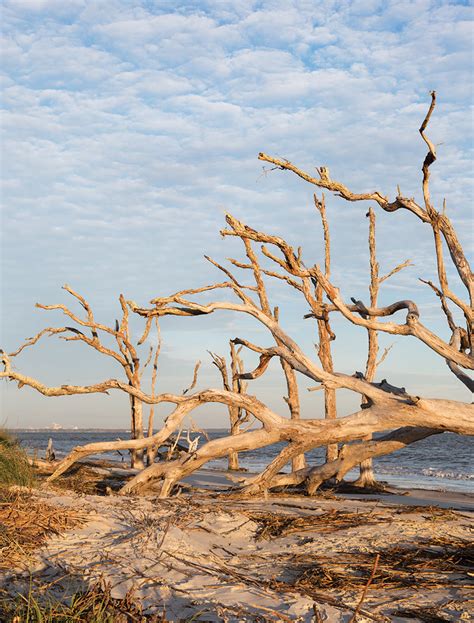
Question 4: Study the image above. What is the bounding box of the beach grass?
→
[0,579,212,622]
[0,430,34,488]
[0,581,162,622]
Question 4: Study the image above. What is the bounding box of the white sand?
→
[3,473,472,622]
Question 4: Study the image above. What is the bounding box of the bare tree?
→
[312,195,338,463]
[258,92,472,383]
[354,209,410,487]
[1,92,472,498]
[144,317,161,465]
[3,286,163,469]
[210,343,248,471]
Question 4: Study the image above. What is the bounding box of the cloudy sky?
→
[1,0,472,429]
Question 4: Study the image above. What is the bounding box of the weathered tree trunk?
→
[314,195,338,463]
[274,306,306,472]
[356,208,379,488]
[249,427,442,495]
[34,380,473,496]
[227,424,240,470]
[229,342,246,470]
[45,437,55,462]
[146,407,158,466]
[281,357,306,471]
[119,394,473,497]
[130,394,144,469]
[146,323,160,466]
[323,387,338,462]
[210,346,247,471]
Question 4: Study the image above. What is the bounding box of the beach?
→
[1,466,473,622]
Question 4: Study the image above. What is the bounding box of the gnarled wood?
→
[3,92,472,499]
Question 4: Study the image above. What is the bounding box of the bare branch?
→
[242,238,271,315]
[376,344,394,368]
[446,329,474,392]
[259,93,473,320]
[419,90,437,215]
[379,259,412,284]
[419,278,457,332]
[312,267,473,369]
[9,327,70,357]
[138,316,154,346]
[182,360,201,395]
[205,255,257,305]
[258,153,428,221]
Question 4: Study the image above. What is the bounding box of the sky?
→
[1,0,473,430]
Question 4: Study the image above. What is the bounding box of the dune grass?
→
[0,429,34,488]
[0,579,206,622]
[0,581,158,622]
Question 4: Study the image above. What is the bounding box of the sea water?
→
[12,429,473,494]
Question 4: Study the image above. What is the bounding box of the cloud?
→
[1,0,472,426]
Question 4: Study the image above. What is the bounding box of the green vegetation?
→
[0,580,208,622]
[0,581,154,622]
[0,430,34,487]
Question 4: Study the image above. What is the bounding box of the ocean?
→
[11,429,474,494]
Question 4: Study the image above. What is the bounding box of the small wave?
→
[421,468,474,481]
[371,465,474,481]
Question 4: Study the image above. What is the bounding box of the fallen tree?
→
[1,92,472,497]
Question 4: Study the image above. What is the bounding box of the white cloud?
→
[1,0,472,426]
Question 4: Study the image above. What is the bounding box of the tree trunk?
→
[314,195,338,464]
[146,406,159,466]
[354,450,377,488]
[130,394,144,469]
[324,387,338,462]
[280,357,306,471]
[355,208,380,488]
[227,405,241,470]
[41,385,473,496]
[228,343,244,470]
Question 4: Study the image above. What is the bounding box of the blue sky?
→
[1,0,472,429]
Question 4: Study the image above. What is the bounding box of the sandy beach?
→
[2,467,473,622]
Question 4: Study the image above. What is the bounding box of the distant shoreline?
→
[8,427,232,432]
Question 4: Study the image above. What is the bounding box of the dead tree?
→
[210,343,248,471]
[1,92,472,497]
[353,209,410,487]
[3,286,163,469]
[312,195,338,463]
[4,349,469,497]
[145,317,161,465]
[2,296,472,497]
[258,91,473,389]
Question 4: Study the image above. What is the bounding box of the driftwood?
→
[6,287,163,469]
[258,92,472,376]
[313,195,337,463]
[210,344,248,470]
[45,438,55,462]
[234,427,441,494]
[3,326,471,497]
[1,92,472,497]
